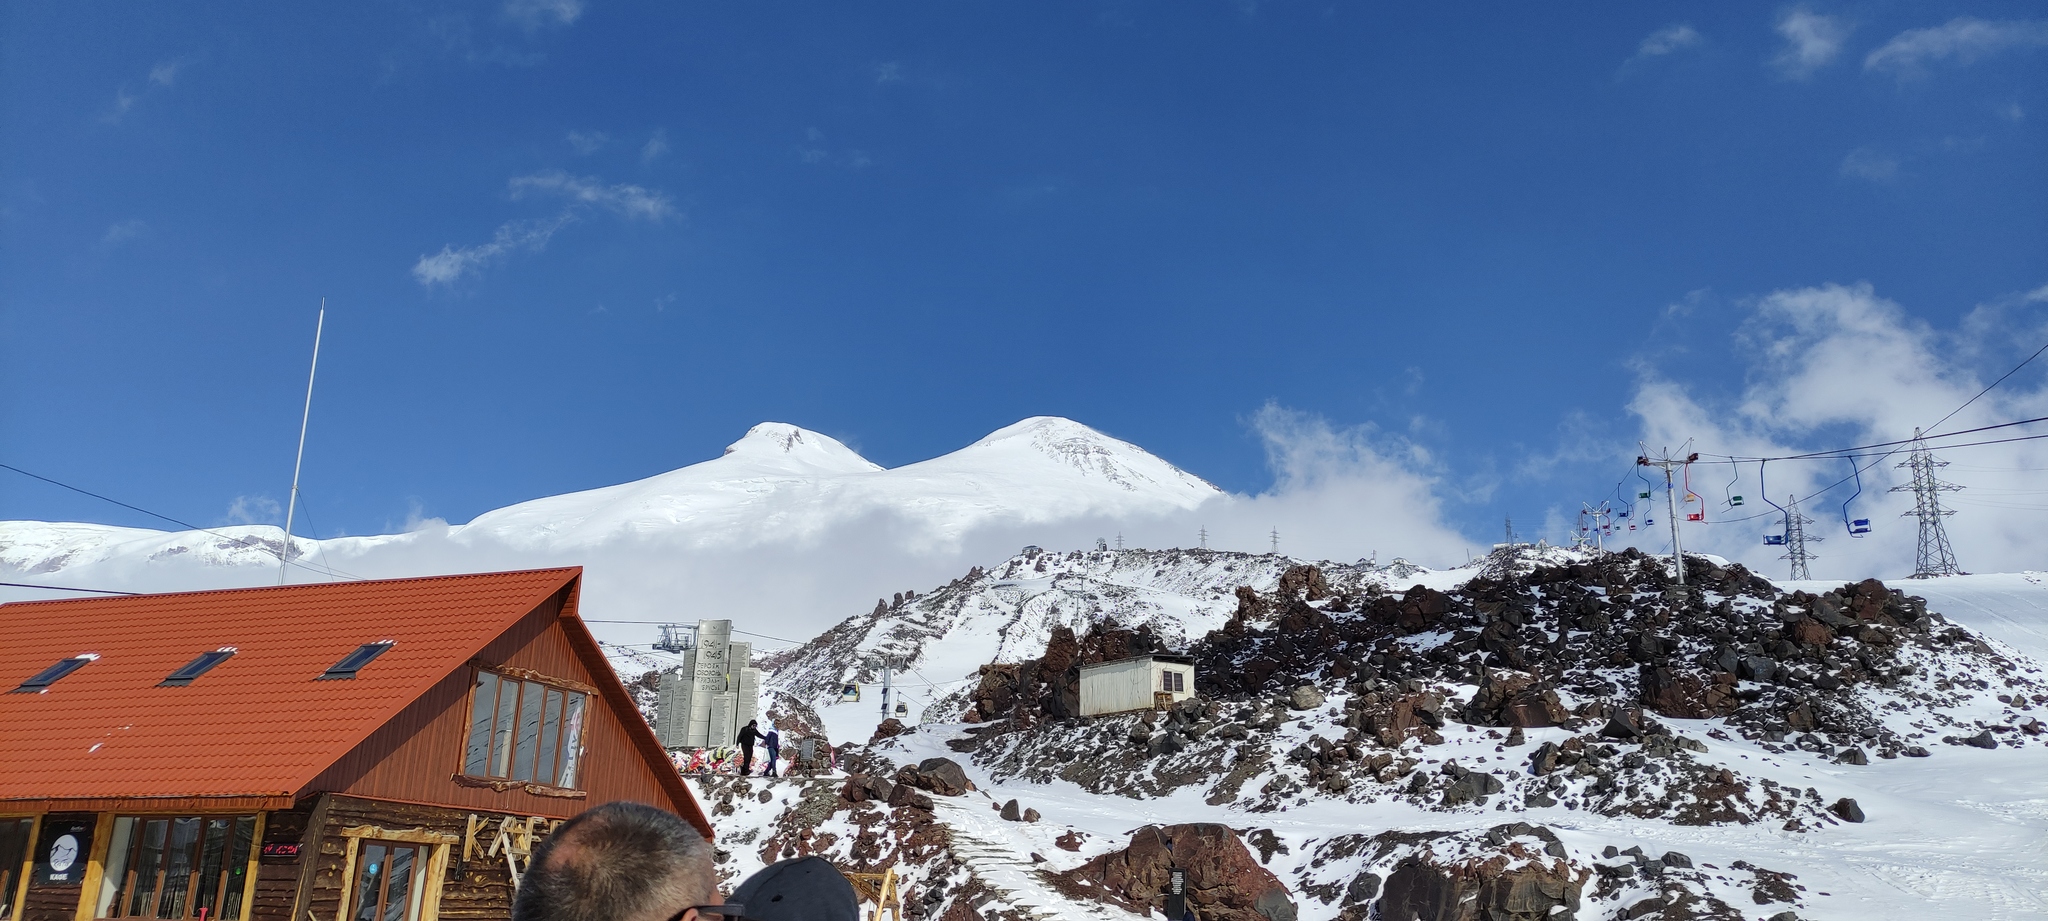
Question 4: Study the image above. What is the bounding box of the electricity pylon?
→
[1891,428,1963,579]
[1780,494,1819,581]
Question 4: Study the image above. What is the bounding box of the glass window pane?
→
[536,689,564,785]
[489,677,519,777]
[511,681,545,782]
[126,819,169,917]
[352,846,386,921]
[380,847,415,921]
[556,693,587,788]
[156,817,201,919]
[463,672,499,776]
[218,817,255,921]
[191,819,231,919]
[96,818,136,918]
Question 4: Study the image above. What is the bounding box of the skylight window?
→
[317,641,394,680]
[11,653,99,693]
[159,648,236,687]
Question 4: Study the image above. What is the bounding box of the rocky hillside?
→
[732,546,2048,921]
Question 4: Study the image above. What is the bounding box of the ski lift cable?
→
[1703,429,2048,526]
[1690,414,2048,465]
[0,580,141,595]
[0,461,363,583]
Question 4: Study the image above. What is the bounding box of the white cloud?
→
[504,0,582,29]
[223,495,281,526]
[1839,147,1899,182]
[641,130,669,164]
[102,88,138,124]
[412,215,572,286]
[564,130,608,154]
[1865,18,2048,75]
[875,62,904,84]
[1772,9,1851,78]
[2000,102,2026,122]
[1623,282,2048,581]
[1632,24,1702,62]
[102,219,147,244]
[148,60,183,87]
[509,170,674,220]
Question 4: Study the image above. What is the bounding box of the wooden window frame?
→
[76,812,264,921]
[456,667,594,793]
[3,814,39,921]
[334,827,453,921]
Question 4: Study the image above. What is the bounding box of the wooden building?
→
[0,568,709,921]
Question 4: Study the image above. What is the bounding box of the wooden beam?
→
[336,827,457,847]
[71,812,117,921]
[287,794,334,921]
[237,813,266,921]
[9,815,40,921]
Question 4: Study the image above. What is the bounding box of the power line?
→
[0,462,361,582]
[1693,414,2048,464]
[0,581,140,596]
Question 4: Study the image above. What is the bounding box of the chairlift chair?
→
[1724,464,1745,507]
[1841,458,1872,538]
[1764,534,1787,546]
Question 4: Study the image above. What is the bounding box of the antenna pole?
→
[279,300,325,585]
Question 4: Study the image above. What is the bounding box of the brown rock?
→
[1055,831,1085,851]
[1376,835,1586,921]
[871,717,909,743]
[1278,564,1333,601]
[1639,666,1738,719]
[896,757,971,796]
[886,783,933,811]
[1790,618,1834,648]
[1060,824,1296,921]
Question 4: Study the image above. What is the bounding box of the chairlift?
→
[1724,465,1745,507]
[839,683,861,703]
[1681,462,1706,523]
[1841,458,1872,538]
[893,701,909,716]
[1764,534,1787,546]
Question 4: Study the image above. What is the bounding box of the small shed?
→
[1077,654,1196,717]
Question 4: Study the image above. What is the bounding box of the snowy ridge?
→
[0,416,1223,579]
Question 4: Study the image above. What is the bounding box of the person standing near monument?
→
[762,726,781,776]
[735,719,761,775]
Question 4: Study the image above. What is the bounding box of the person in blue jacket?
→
[763,727,781,776]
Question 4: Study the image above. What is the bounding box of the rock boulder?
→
[1060,824,1297,921]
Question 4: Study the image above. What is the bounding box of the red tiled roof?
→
[0,568,583,807]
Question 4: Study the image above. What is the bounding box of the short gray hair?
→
[513,802,718,921]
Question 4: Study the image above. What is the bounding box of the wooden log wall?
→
[295,796,522,921]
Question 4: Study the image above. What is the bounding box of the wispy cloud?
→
[413,171,673,285]
[1771,8,1851,78]
[564,130,608,154]
[875,62,904,84]
[509,170,674,220]
[504,0,582,29]
[1839,147,1899,182]
[1865,18,2048,76]
[223,495,282,526]
[412,215,573,286]
[1631,24,1702,63]
[102,58,188,124]
[641,129,669,164]
[102,219,147,244]
[148,60,184,87]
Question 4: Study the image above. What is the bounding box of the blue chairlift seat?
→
[1849,518,1871,536]
[1763,534,1787,546]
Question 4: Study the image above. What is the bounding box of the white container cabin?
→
[1078,654,1196,717]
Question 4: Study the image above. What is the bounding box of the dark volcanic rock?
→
[895,757,970,796]
[1831,798,1865,823]
[1060,824,1296,921]
[1375,827,1586,921]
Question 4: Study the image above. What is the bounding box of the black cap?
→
[729,857,858,921]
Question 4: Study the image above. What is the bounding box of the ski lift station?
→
[652,620,763,750]
[1077,654,1197,717]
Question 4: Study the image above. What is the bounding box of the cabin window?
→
[1161,670,1186,693]
[97,815,256,921]
[349,841,425,921]
[0,818,33,919]
[462,670,588,788]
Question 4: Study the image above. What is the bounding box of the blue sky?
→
[3,2,2045,560]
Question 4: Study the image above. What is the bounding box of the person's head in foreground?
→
[729,857,859,921]
[512,802,723,921]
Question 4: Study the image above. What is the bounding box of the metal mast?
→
[279,300,325,585]
[1892,428,1962,578]
[1269,527,1280,554]
[1198,526,1208,550]
[1637,445,1697,586]
[1780,494,1819,581]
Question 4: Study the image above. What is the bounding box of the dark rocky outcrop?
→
[1060,824,1297,921]
[894,757,970,796]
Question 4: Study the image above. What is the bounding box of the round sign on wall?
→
[48,834,79,873]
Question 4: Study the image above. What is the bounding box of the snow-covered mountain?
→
[0,417,1229,632]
